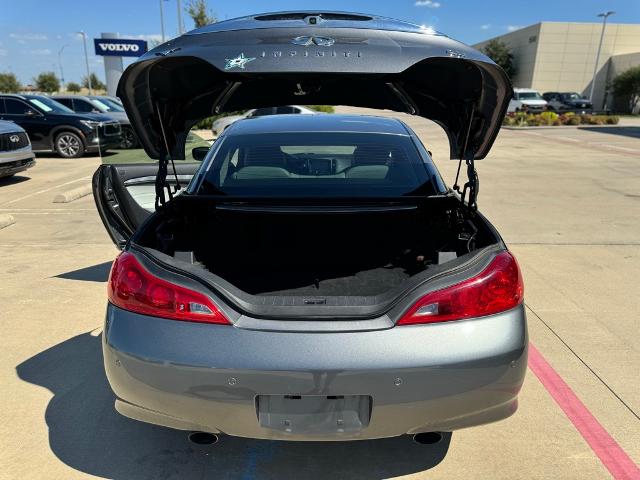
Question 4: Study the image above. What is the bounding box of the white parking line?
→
[596,145,638,153]
[557,136,580,142]
[0,211,94,215]
[517,130,639,155]
[2,176,91,205]
[0,208,95,212]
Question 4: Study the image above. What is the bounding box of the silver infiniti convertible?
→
[93,11,527,442]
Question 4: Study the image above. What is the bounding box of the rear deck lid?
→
[117,11,512,161]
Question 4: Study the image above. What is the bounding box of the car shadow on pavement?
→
[577,126,640,139]
[16,332,451,480]
[54,261,112,282]
[0,174,31,187]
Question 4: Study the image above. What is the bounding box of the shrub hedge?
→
[503,112,619,127]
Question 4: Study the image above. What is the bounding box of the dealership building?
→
[473,22,640,112]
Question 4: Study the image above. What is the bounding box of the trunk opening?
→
[135,196,500,302]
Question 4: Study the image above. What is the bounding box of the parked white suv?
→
[507,88,547,113]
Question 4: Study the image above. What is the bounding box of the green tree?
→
[481,39,516,79]
[82,73,106,91]
[612,65,640,113]
[0,72,22,93]
[187,0,216,28]
[66,81,81,93]
[34,71,60,93]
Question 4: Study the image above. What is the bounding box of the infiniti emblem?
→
[9,134,20,143]
[292,36,335,47]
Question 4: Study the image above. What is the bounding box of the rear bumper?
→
[104,303,528,440]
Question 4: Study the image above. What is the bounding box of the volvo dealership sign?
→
[94,38,147,57]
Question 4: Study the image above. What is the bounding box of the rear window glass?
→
[197,132,445,197]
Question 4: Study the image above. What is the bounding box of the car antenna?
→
[452,104,478,211]
[154,101,182,209]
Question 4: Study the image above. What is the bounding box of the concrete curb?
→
[53,183,92,203]
[0,214,16,229]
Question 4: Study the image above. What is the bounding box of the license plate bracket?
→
[257,395,372,434]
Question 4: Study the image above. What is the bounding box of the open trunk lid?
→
[117,11,512,162]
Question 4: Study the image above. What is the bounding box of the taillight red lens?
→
[108,252,230,325]
[397,251,524,325]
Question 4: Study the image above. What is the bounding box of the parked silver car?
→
[94,11,526,442]
[211,105,317,135]
[0,120,35,179]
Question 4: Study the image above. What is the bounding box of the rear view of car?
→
[94,10,527,442]
[0,120,35,179]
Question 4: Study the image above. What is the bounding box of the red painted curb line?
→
[528,342,640,479]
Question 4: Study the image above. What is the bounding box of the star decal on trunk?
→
[224,53,256,70]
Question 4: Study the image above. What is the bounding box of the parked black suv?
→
[54,95,138,149]
[0,94,122,158]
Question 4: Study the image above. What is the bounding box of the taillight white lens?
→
[397,251,524,325]
[108,252,230,325]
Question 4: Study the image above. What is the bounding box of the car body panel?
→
[116,11,511,161]
[104,303,527,439]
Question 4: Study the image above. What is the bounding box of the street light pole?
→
[57,44,69,89]
[589,11,615,105]
[177,0,184,35]
[159,0,166,42]
[77,31,93,95]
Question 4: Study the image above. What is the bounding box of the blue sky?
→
[1,0,639,85]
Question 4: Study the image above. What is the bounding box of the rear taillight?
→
[108,252,230,325]
[397,251,523,325]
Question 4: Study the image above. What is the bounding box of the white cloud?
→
[9,33,48,41]
[506,25,523,32]
[0,49,7,56]
[29,48,52,56]
[481,24,492,30]
[415,0,441,8]
[137,34,162,43]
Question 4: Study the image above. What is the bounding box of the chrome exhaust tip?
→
[412,432,443,445]
[188,431,219,445]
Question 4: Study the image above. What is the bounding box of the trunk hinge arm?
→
[154,101,182,210]
[452,104,479,211]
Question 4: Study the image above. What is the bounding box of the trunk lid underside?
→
[117,12,512,162]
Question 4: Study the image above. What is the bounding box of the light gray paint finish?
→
[103,304,527,439]
[0,148,34,164]
[0,120,26,135]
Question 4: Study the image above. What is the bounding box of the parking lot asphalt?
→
[0,111,638,479]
